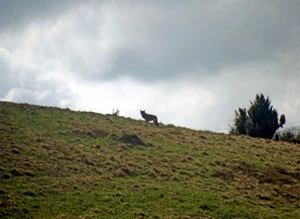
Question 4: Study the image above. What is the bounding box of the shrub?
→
[277,126,300,144]
[231,94,285,139]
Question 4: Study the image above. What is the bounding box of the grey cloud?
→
[74,0,300,81]
[0,0,81,31]
[3,0,299,82]
[0,57,14,95]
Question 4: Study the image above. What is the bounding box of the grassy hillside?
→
[0,101,299,219]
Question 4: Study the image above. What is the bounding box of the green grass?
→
[0,101,299,218]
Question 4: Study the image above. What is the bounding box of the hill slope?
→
[0,101,299,218]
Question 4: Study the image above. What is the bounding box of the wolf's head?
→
[140,110,145,116]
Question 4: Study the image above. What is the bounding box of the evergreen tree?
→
[231,94,286,139]
[231,108,247,135]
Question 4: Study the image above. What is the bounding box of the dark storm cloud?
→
[95,0,300,81]
[0,0,81,31]
[2,0,299,82]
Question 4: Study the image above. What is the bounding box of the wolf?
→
[140,110,159,126]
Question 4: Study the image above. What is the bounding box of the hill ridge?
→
[0,101,299,218]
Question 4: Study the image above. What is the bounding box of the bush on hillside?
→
[230,93,286,139]
[276,126,300,144]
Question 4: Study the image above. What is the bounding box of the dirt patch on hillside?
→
[119,134,146,147]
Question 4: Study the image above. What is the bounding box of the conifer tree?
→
[231,94,285,139]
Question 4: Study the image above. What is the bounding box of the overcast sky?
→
[1,0,300,132]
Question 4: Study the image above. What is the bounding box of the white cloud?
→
[2,88,50,102]
[66,77,221,130]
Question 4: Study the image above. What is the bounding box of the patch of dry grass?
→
[0,101,299,218]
